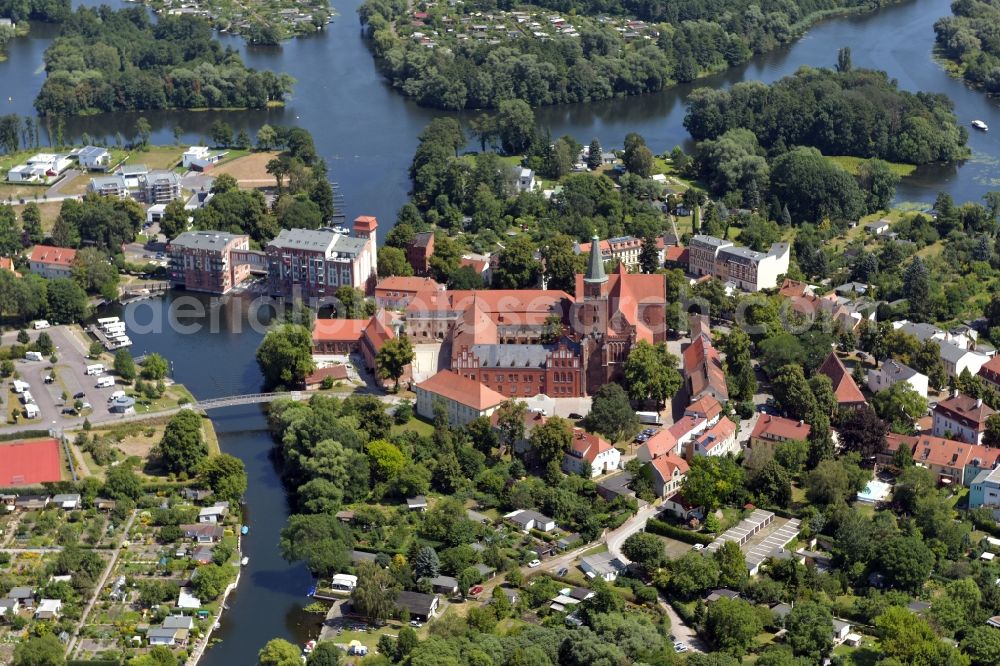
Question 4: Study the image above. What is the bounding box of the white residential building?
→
[182,146,212,168]
[867,359,929,398]
[77,146,111,170]
[415,370,507,426]
[515,167,537,193]
[687,235,790,291]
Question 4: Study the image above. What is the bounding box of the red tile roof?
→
[935,393,995,427]
[818,352,867,406]
[353,215,378,233]
[641,429,678,459]
[669,415,705,440]
[687,395,723,422]
[683,337,729,402]
[417,370,507,411]
[305,366,349,385]
[568,430,614,463]
[312,319,367,343]
[696,416,737,453]
[29,245,76,267]
[979,355,1000,384]
[751,415,811,442]
[884,433,1000,476]
[0,439,61,486]
[664,246,688,264]
[375,276,442,294]
[650,452,689,485]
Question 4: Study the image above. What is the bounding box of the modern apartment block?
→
[266,216,378,297]
[167,231,252,295]
[139,171,182,204]
[688,234,790,291]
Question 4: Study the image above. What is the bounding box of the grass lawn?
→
[581,543,608,557]
[833,641,881,666]
[0,183,48,202]
[390,415,434,438]
[826,155,917,178]
[458,153,522,170]
[11,200,63,232]
[124,146,186,170]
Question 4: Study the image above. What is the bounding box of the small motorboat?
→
[240,556,249,566]
[972,119,989,131]
[240,525,249,535]
[303,640,316,654]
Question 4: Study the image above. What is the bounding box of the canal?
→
[2,0,1000,231]
[116,292,319,663]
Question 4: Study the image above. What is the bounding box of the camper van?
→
[11,379,29,393]
[85,364,105,376]
[33,320,50,330]
[21,391,34,405]
[24,351,43,362]
[24,403,40,419]
[108,390,126,403]
[96,376,115,388]
[635,411,663,426]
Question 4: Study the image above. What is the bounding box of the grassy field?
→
[390,414,434,438]
[123,146,186,170]
[826,155,917,178]
[211,150,277,186]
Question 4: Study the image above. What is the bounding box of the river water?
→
[3,0,1000,232]
[8,0,1000,660]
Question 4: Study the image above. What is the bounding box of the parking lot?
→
[2,325,128,429]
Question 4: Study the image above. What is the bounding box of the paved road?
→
[606,502,661,562]
[0,547,62,553]
[66,510,137,657]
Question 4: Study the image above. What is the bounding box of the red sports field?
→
[0,438,62,486]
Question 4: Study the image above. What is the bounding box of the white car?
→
[527,559,542,568]
[674,642,688,653]
[692,543,704,551]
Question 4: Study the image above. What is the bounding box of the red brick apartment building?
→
[167,231,251,294]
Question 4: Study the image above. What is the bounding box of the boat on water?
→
[240,525,249,535]
[241,556,249,566]
[303,640,317,655]
[972,119,989,131]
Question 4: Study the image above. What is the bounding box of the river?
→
[114,292,319,664]
[3,0,1000,232]
[7,0,1000,660]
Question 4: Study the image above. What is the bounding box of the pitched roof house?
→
[933,393,996,445]
[749,415,811,450]
[881,433,1000,486]
[648,452,688,499]
[415,370,507,426]
[817,352,867,409]
[562,430,620,477]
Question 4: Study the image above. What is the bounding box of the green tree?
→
[141,353,169,380]
[13,634,65,666]
[625,144,654,178]
[622,341,682,407]
[159,410,207,475]
[683,455,745,512]
[985,414,1000,447]
[962,626,1000,666]
[210,120,233,147]
[352,560,399,624]
[495,399,527,452]
[583,382,639,442]
[256,323,316,388]
[159,199,189,240]
[46,278,88,323]
[256,124,278,150]
[258,638,301,666]
[114,348,136,382]
[705,597,762,657]
[103,462,142,500]
[199,454,247,504]
[872,382,927,433]
[586,138,603,170]
[492,235,541,289]
[305,642,342,666]
[621,532,665,572]
[715,540,749,588]
[639,235,660,274]
[875,606,968,664]
[21,202,44,244]
[528,417,573,466]
[192,562,231,600]
[721,328,756,403]
[376,335,414,392]
[366,439,406,482]
[784,601,833,660]
[279,513,353,577]
[377,246,413,277]
[878,535,933,592]
[496,100,535,154]
[134,117,152,149]
[903,256,931,321]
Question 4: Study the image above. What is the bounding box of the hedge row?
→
[646,518,714,545]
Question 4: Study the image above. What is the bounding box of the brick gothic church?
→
[573,234,668,394]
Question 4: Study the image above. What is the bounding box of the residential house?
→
[374,276,443,309]
[266,218,378,297]
[182,146,212,168]
[648,452,689,498]
[181,524,224,544]
[28,245,76,280]
[176,588,201,610]
[77,146,111,171]
[6,153,71,183]
[682,324,729,404]
[515,167,537,193]
[490,409,548,456]
[561,430,620,477]
[978,355,1000,392]
[198,502,228,523]
[34,599,61,620]
[14,495,49,510]
[575,235,644,271]
[685,395,723,425]
[881,433,1000,486]
[817,352,867,409]
[428,576,459,596]
[971,466,1000,509]
[933,394,995,444]
[94,498,116,511]
[148,625,188,647]
[7,587,33,606]
[705,589,740,603]
[749,415,811,452]
[167,231,253,295]
[832,619,853,643]
[637,416,708,462]
[330,574,358,592]
[0,598,19,618]
[689,416,738,458]
[865,219,891,235]
[687,234,790,291]
[180,488,213,502]
[939,341,990,379]
[395,591,439,622]
[505,509,556,532]
[579,552,627,581]
[867,359,929,398]
[415,370,507,426]
[473,563,496,580]
[596,473,636,502]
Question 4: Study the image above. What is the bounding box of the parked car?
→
[568,412,584,420]
[73,392,86,399]
[674,642,688,653]
[81,402,92,411]
[528,559,542,568]
[692,544,704,551]
[468,585,484,596]
[558,567,569,577]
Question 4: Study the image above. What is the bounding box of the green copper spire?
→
[584,234,608,284]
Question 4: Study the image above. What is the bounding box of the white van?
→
[24,351,43,362]
[33,320,50,330]
[85,364,105,376]
[108,390,126,403]
[96,376,115,388]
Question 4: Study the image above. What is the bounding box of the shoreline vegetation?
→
[137,0,333,44]
[934,0,1000,95]
[32,6,294,116]
[357,0,909,110]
